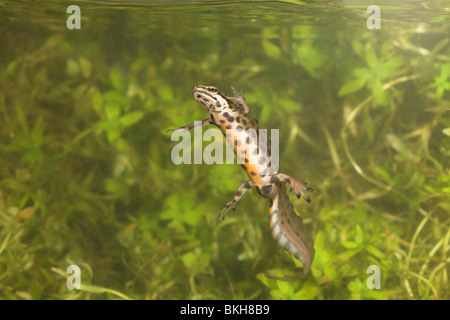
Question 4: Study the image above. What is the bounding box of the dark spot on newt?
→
[223,112,234,122]
[270,176,280,184]
[261,185,272,195]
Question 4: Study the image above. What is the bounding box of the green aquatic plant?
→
[428,63,450,100]
[0,1,448,300]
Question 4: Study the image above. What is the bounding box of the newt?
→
[170,85,314,280]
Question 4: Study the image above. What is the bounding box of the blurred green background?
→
[0,0,449,299]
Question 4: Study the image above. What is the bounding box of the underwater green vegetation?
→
[0,1,449,300]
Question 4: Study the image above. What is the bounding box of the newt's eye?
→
[208,87,218,93]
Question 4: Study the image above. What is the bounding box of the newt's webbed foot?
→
[271,173,314,203]
[217,180,256,220]
[218,200,237,220]
[289,180,314,203]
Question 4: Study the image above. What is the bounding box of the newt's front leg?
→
[167,118,212,133]
[219,180,256,220]
[270,173,314,203]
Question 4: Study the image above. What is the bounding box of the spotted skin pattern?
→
[170,85,315,280]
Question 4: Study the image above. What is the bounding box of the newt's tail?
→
[267,183,315,281]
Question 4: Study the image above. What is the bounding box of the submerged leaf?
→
[262,40,281,60]
[339,79,366,96]
[120,111,144,127]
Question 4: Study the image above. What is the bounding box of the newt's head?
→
[192,85,229,114]
[193,85,249,115]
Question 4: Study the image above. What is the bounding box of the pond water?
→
[0,0,449,300]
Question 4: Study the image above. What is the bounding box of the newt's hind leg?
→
[269,173,314,203]
[219,180,256,220]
